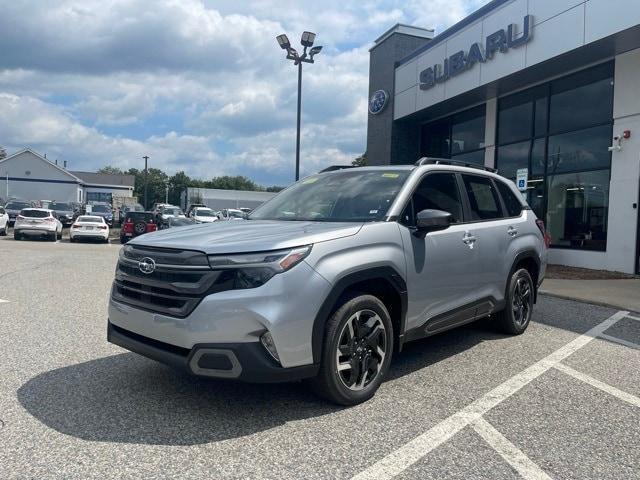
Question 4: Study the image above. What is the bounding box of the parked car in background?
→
[0,206,8,236]
[70,215,109,243]
[51,202,76,227]
[4,200,35,225]
[38,200,54,209]
[239,207,252,214]
[160,216,196,229]
[120,212,157,244]
[155,205,185,228]
[14,208,63,241]
[186,203,207,217]
[191,207,218,223]
[90,203,114,226]
[218,208,245,221]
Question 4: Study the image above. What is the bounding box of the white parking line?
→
[351,310,629,480]
[599,333,640,350]
[472,418,553,480]
[626,314,640,322]
[0,299,9,304]
[554,363,640,408]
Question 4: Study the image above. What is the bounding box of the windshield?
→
[228,210,244,218]
[163,207,183,216]
[170,217,195,226]
[53,203,72,210]
[21,209,49,218]
[78,216,103,223]
[6,201,32,210]
[194,209,215,217]
[92,205,110,213]
[250,170,410,222]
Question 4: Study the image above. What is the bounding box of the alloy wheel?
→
[512,276,532,326]
[335,309,387,391]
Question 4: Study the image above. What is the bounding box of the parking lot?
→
[0,237,639,479]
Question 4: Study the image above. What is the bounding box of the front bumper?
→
[108,321,319,382]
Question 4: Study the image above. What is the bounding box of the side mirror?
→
[414,209,452,236]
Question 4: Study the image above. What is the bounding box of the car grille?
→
[112,245,219,318]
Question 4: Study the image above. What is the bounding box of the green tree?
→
[0,146,7,160]
[352,152,367,167]
[203,175,261,191]
[97,165,124,175]
[168,171,192,206]
[265,185,285,192]
[126,167,168,208]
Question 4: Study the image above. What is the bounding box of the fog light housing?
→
[260,332,280,364]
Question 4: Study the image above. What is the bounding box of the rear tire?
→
[57,230,62,240]
[309,294,394,406]
[495,268,534,335]
[0,226,6,236]
[14,231,21,241]
[49,232,57,242]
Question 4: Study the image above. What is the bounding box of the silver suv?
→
[108,159,548,405]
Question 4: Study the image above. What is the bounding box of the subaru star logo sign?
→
[368,89,389,115]
[138,257,156,274]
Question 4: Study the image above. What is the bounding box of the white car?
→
[191,207,218,223]
[218,208,246,221]
[14,208,63,241]
[160,205,185,220]
[0,206,9,236]
[70,215,110,243]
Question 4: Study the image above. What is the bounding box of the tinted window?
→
[451,107,485,153]
[547,125,611,174]
[402,173,463,226]
[7,201,32,210]
[92,205,111,213]
[496,181,523,217]
[78,216,103,223]
[52,203,72,210]
[496,140,529,180]
[498,100,532,144]
[21,209,49,218]
[462,175,502,220]
[126,212,154,223]
[549,65,613,134]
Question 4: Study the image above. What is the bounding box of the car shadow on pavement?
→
[16,321,507,446]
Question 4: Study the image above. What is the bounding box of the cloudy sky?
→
[0,0,489,186]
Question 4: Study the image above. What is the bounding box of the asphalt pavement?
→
[0,235,639,479]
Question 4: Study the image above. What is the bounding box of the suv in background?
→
[120,212,157,244]
[89,203,114,226]
[51,202,76,227]
[108,159,547,405]
[4,200,35,226]
[14,208,63,241]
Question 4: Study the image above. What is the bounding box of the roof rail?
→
[318,165,356,173]
[414,157,498,173]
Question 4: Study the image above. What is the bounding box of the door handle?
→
[462,232,477,248]
[507,226,518,237]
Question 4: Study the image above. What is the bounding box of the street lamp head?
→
[276,34,290,49]
[301,31,316,47]
[286,46,299,59]
[309,45,322,59]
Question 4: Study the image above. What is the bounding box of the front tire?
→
[495,268,534,335]
[309,294,393,406]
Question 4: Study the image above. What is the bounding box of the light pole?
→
[142,155,149,210]
[276,31,322,181]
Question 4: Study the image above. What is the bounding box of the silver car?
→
[108,159,548,405]
[14,208,63,241]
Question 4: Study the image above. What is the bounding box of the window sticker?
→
[302,177,318,184]
[369,209,379,215]
[382,173,399,178]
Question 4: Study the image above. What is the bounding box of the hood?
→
[130,219,362,254]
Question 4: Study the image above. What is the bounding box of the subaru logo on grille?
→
[138,257,156,274]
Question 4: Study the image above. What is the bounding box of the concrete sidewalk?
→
[540,278,640,313]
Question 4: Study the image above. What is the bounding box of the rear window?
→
[53,203,72,210]
[7,202,32,210]
[163,207,183,215]
[92,205,111,213]
[78,216,103,223]
[496,181,524,217]
[126,212,154,223]
[21,210,49,218]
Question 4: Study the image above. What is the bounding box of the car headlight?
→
[207,246,312,289]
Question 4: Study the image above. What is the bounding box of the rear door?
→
[459,174,510,314]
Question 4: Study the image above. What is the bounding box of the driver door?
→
[398,172,479,336]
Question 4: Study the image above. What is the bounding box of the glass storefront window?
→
[496,141,529,180]
[546,170,609,251]
[420,105,486,161]
[547,125,612,174]
[496,61,613,251]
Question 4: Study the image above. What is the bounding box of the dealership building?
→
[367,0,640,274]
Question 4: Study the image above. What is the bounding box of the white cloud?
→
[0,0,490,185]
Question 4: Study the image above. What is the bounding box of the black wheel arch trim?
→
[311,266,408,364]
[508,250,541,302]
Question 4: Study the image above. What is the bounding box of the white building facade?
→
[367,0,640,274]
[0,149,134,205]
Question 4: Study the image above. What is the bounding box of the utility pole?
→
[165,180,169,204]
[143,155,149,210]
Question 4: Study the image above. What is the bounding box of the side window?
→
[401,173,463,226]
[496,180,524,217]
[462,174,503,221]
